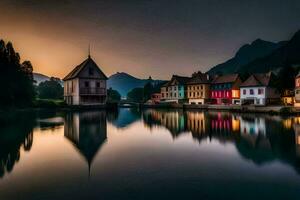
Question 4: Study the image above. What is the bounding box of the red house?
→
[210,74,242,105]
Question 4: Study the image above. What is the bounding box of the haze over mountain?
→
[207,29,300,75]
[108,72,164,97]
[33,73,50,85]
[33,73,63,85]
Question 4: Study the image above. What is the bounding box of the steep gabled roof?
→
[187,73,210,84]
[63,56,108,81]
[163,75,191,86]
[212,74,239,84]
[240,72,274,87]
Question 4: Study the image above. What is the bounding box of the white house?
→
[63,56,108,105]
[240,72,280,105]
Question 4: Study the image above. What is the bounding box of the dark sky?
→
[0,0,299,79]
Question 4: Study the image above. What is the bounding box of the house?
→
[281,89,294,106]
[295,73,300,107]
[210,74,241,104]
[160,75,190,103]
[150,93,162,104]
[63,56,108,105]
[186,72,210,104]
[240,72,280,105]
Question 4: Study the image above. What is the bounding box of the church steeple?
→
[88,43,91,58]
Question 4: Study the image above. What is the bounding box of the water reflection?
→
[64,111,107,173]
[0,112,35,178]
[142,109,300,174]
[108,108,141,129]
[1,108,300,195]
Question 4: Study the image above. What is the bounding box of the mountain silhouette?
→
[207,39,286,75]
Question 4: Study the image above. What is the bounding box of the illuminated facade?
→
[210,74,241,105]
[160,75,190,103]
[295,73,300,107]
[240,72,280,105]
[186,72,210,104]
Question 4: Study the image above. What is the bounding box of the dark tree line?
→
[107,88,121,103]
[37,77,63,99]
[0,40,35,108]
[127,81,167,103]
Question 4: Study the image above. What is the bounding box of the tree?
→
[0,40,35,108]
[143,82,154,102]
[127,88,144,103]
[37,77,63,99]
[107,88,121,103]
[276,64,297,93]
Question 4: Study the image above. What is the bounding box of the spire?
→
[88,43,91,58]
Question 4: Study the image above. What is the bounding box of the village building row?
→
[157,71,286,106]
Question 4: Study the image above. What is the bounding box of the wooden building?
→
[63,56,108,105]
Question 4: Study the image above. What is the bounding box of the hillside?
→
[242,30,300,73]
[33,73,63,85]
[33,73,50,85]
[107,72,163,97]
[207,39,286,75]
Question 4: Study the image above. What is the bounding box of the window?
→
[89,67,94,75]
[250,89,254,95]
[96,82,100,88]
[258,88,264,95]
[84,81,89,87]
[243,89,246,95]
[162,94,164,98]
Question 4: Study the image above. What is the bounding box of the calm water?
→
[0,108,300,200]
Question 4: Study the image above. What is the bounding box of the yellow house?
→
[186,72,210,104]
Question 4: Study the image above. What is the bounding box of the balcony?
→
[79,87,106,95]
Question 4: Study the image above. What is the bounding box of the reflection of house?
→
[293,118,300,156]
[64,111,107,172]
[186,111,207,134]
[240,72,279,105]
[211,112,234,132]
[210,74,241,105]
[63,56,108,105]
[186,72,210,105]
[160,75,190,103]
[143,110,186,138]
[240,116,266,136]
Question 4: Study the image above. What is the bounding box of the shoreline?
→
[1,103,300,115]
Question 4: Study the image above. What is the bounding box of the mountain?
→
[242,30,300,73]
[33,73,63,85]
[207,39,286,75]
[33,73,50,85]
[107,72,164,97]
